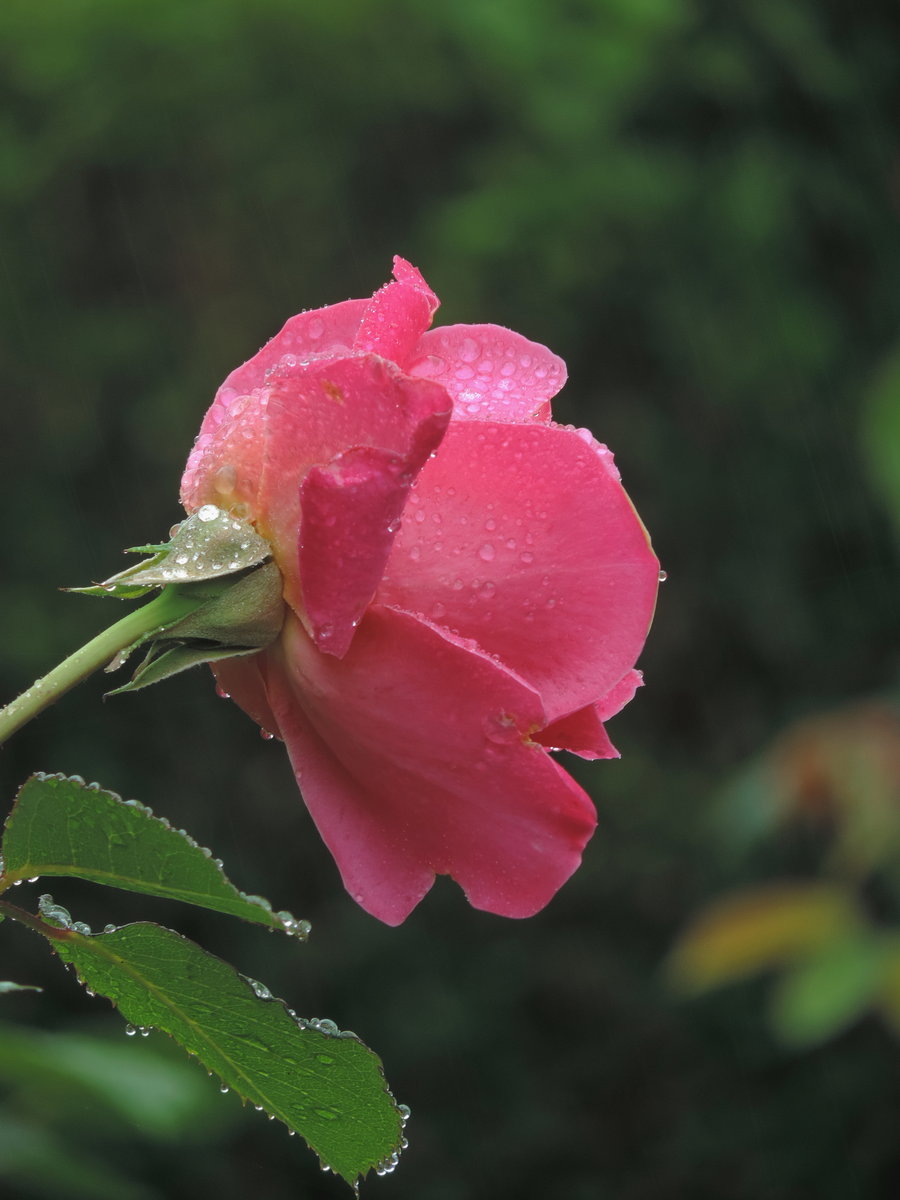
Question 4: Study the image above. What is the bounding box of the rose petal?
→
[596,668,644,721]
[377,422,659,721]
[353,255,439,366]
[220,299,369,395]
[180,300,371,514]
[212,654,282,740]
[408,324,565,422]
[254,355,450,618]
[534,707,618,760]
[262,608,598,925]
[534,674,643,760]
[299,446,418,657]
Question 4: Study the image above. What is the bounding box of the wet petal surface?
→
[263,609,598,924]
[408,324,565,422]
[378,421,659,721]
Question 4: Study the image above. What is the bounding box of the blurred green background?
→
[1,0,899,1196]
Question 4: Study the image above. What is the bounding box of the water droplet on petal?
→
[478,543,496,562]
[658,568,668,582]
[214,464,237,495]
[197,504,220,523]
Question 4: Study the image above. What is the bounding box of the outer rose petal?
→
[596,668,644,721]
[256,355,450,623]
[299,446,421,657]
[534,671,643,759]
[180,301,368,512]
[212,655,282,739]
[408,324,566,422]
[262,608,598,925]
[535,706,618,760]
[217,299,369,396]
[377,422,659,722]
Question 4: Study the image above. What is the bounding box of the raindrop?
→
[124,1024,137,1037]
[658,569,668,582]
[214,464,237,495]
[478,543,496,563]
[220,1083,230,1094]
[260,729,275,741]
[197,504,220,523]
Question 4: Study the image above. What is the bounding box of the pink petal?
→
[262,608,598,925]
[353,256,439,366]
[534,674,643,760]
[180,300,370,513]
[377,422,659,722]
[596,668,644,721]
[212,654,282,739]
[408,324,565,422]
[534,706,619,760]
[219,299,369,397]
[180,385,269,515]
[259,355,451,622]
[299,446,421,657]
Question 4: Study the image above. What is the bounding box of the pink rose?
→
[181,258,658,924]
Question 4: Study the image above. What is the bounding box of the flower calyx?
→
[75,506,285,692]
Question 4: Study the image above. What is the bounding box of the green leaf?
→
[2,774,310,938]
[770,935,885,1046]
[50,922,407,1184]
[0,981,41,995]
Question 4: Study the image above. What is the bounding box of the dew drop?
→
[658,569,668,582]
[478,543,496,563]
[197,504,220,523]
[124,1024,137,1037]
[214,464,237,495]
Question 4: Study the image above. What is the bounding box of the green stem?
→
[0,589,202,747]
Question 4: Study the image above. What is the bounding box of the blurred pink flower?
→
[181,257,658,924]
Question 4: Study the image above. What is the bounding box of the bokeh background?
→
[1,0,899,1196]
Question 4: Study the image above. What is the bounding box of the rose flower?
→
[180,258,658,924]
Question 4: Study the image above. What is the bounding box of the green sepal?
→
[107,560,284,692]
[72,506,272,599]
